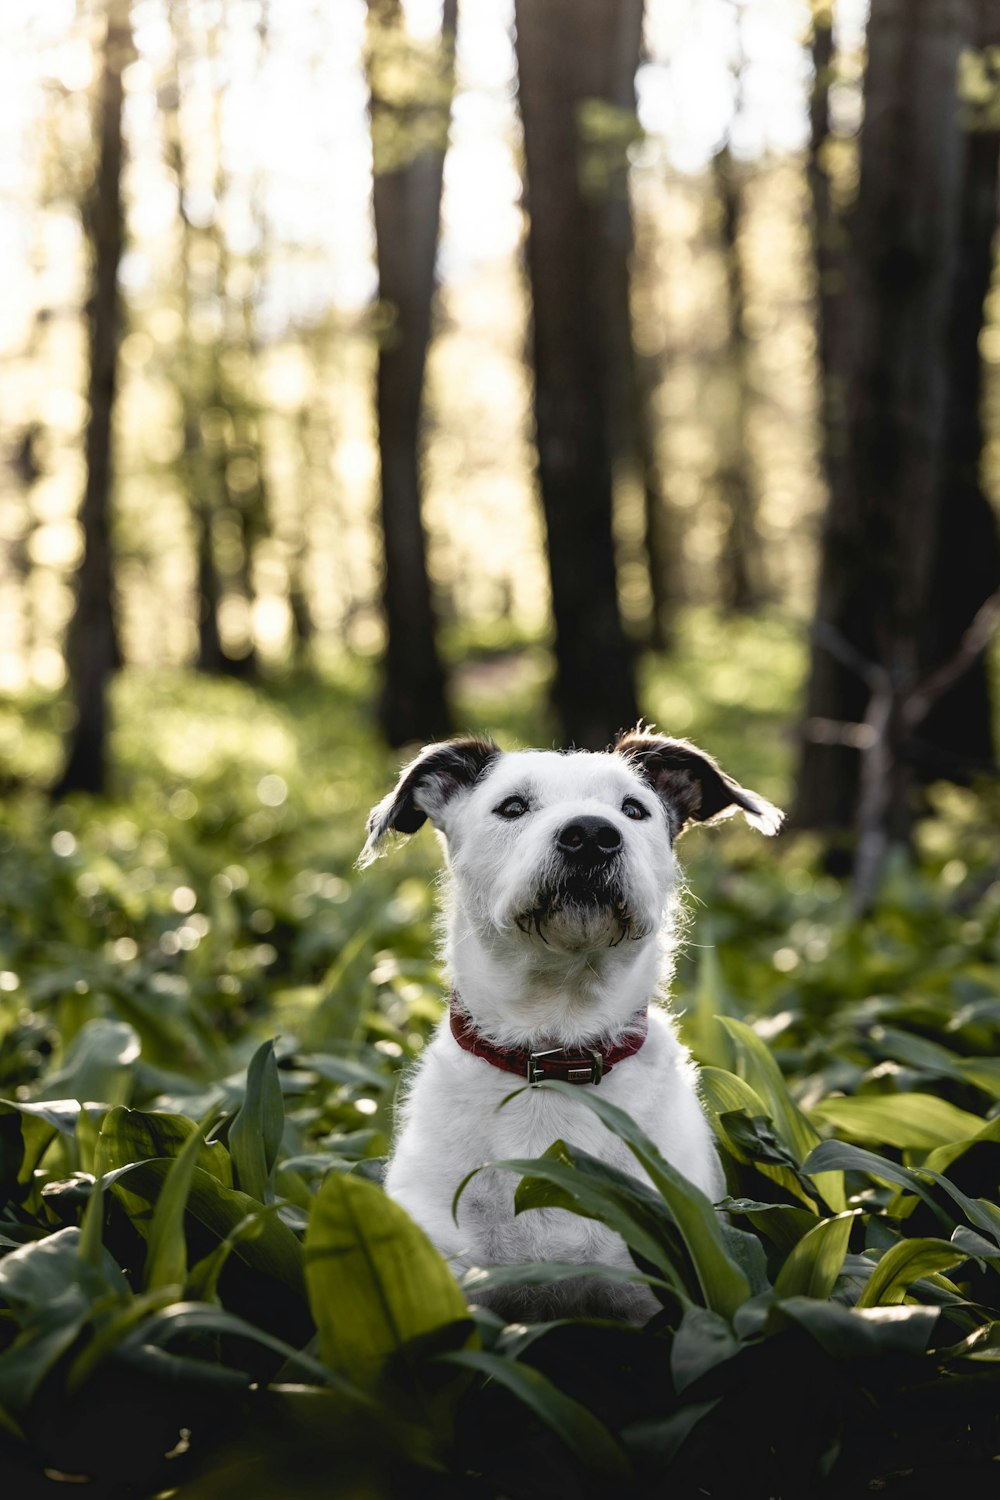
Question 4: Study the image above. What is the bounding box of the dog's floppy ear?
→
[358,736,500,867]
[615,730,783,837]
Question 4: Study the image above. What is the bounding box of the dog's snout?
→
[555,816,622,862]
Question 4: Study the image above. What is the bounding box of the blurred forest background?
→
[1,0,1000,891]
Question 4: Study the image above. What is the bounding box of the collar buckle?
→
[527,1047,605,1087]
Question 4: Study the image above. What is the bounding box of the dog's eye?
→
[494,795,529,820]
[622,798,650,821]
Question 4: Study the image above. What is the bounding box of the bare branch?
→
[904,589,1000,730]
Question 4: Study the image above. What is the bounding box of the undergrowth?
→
[1,634,999,1496]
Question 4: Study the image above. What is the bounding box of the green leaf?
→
[436,1349,628,1477]
[460,1259,671,1299]
[670,1306,741,1393]
[498,1140,696,1302]
[36,1018,140,1106]
[802,1139,951,1227]
[699,1067,769,1153]
[773,1212,857,1299]
[810,1093,985,1152]
[228,1038,285,1202]
[304,1171,471,1394]
[108,1159,305,1294]
[776,1297,939,1358]
[116,1301,367,1397]
[805,1138,1000,1247]
[98,1106,232,1187]
[0,1227,129,1406]
[856,1238,970,1308]
[0,1098,79,1204]
[716,1018,821,1165]
[143,1110,221,1291]
[528,1081,751,1320]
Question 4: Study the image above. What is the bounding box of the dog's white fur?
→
[361,733,781,1320]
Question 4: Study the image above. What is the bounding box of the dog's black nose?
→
[556,816,622,862]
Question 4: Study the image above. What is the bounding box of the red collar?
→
[449,996,648,1086]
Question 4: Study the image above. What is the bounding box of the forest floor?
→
[1,612,999,1495]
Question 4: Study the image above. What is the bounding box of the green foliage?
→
[2,666,1000,1491]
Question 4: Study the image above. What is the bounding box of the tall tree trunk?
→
[366,0,454,747]
[712,145,765,614]
[595,0,678,651]
[914,0,1000,780]
[794,0,987,841]
[514,0,640,748]
[808,1,847,466]
[55,0,131,797]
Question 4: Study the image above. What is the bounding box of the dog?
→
[360,730,782,1320]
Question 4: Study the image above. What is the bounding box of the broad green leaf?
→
[304,1171,471,1394]
[436,1349,628,1477]
[922,1112,1000,1177]
[810,1093,985,1152]
[529,1081,750,1320]
[720,1199,817,1257]
[717,1019,845,1211]
[186,1204,288,1304]
[802,1140,951,1227]
[950,1225,1000,1264]
[0,1098,79,1204]
[36,1018,140,1106]
[108,1159,305,1294]
[718,1109,825,1212]
[98,1106,232,1187]
[954,1057,1000,1098]
[670,1306,740,1393]
[699,1067,768,1142]
[497,1140,696,1302]
[776,1297,939,1358]
[856,1238,967,1308]
[0,1227,129,1405]
[228,1038,284,1202]
[773,1212,857,1299]
[717,1018,821,1164]
[116,1301,367,1397]
[623,1401,719,1466]
[460,1259,671,1298]
[805,1138,1000,1247]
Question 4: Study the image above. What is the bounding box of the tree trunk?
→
[794,0,980,839]
[55,0,131,797]
[712,145,765,614]
[914,0,1000,781]
[514,0,641,748]
[366,0,454,747]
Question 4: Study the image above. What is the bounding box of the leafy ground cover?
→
[1,625,1000,1496]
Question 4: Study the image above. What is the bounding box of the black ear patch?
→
[359,737,500,865]
[614,730,783,837]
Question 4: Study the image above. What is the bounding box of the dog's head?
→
[360,731,782,955]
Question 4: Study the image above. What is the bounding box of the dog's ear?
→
[614,731,783,837]
[358,736,501,867]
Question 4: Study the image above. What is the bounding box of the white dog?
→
[360,730,782,1319]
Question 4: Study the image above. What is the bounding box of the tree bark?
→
[794,0,989,838]
[55,0,131,797]
[914,0,1000,781]
[712,145,765,614]
[367,0,454,746]
[514,0,641,748]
